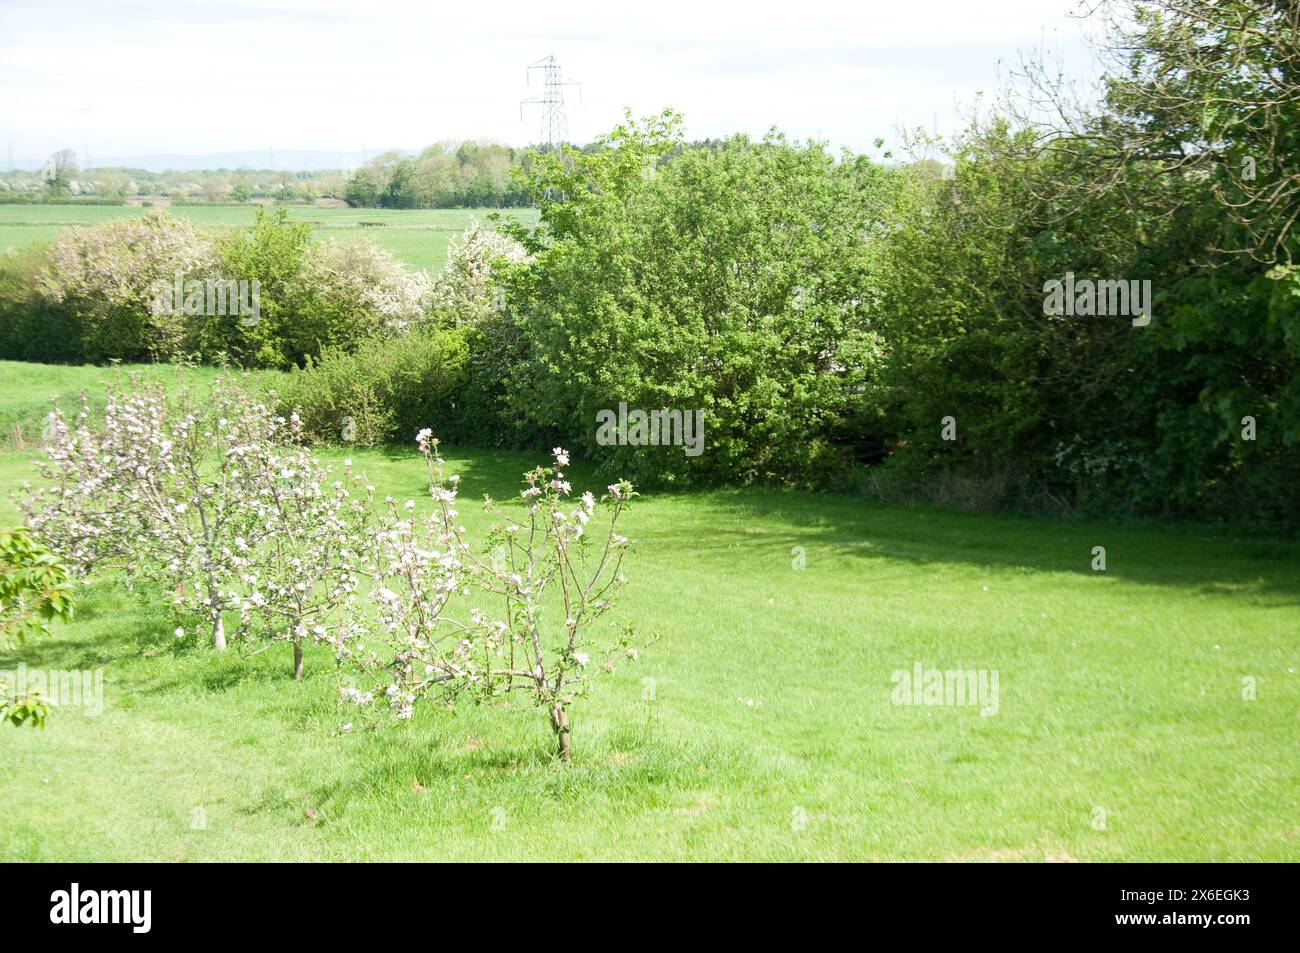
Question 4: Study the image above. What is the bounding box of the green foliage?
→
[0,527,72,645]
[207,207,314,367]
[344,142,530,209]
[0,246,84,363]
[865,109,1300,527]
[0,527,73,729]
[0,693,50,729]
[453,313,549,448]
[276,328,468,447]
[0,208,437,370]
[503,111,895,486]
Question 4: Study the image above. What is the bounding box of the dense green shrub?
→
[500,112,895,486]
[0,247,85,363]
[869,114,1300,528]
[0,208,434,369]
[202,207,313,367]
[452,312,553,449]
[275,328,467,447]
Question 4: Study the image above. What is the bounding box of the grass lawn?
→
[1,363,1298,861]
[0,205,537,272]
[0,360,287,450]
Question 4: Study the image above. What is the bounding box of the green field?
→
[0,205,537,273]
[1,361,1297,861]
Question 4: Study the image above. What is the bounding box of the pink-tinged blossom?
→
[331,434,644,760]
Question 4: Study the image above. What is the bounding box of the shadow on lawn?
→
[357,442,1300,604]
[360,443,610,511]
[0,603,177,671]
[657,486,1300,606]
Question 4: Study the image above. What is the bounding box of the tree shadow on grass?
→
[680,487,1300,606]
[0,605,180,671]
[327,442,1300,603]
[130,643,317,697]
[358,442,607,511]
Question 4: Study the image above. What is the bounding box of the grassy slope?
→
[0,361,287,449]
[0,206,537,272]
[0,365,1297,861]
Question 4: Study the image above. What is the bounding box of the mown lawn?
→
[0,364,1297,861]
[0,205,537,272]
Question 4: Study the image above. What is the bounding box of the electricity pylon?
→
[520,55,579,149]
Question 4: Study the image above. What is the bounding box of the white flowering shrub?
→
[293,238,433,341]
[330,433,639,760]
[231,443,376,678]
[19,375,322,652]
[18,392,147,577]
[34,211,217,362]
[429,221,528,326]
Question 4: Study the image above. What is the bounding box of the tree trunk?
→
[212,614,226,651]
[550,705,571,762]
[293,642,304,681]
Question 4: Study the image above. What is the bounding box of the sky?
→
[0,0,1101,166]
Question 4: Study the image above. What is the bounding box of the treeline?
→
[0,165,346,203]
[5,1,1296,530]
[343,141,531,208]
[339,138,736,208]
[376,0,1291,529]
[0,194,125,205]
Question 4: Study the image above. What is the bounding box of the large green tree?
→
[501,111,895,485]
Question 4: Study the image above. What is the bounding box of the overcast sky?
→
[0,0,1100,163]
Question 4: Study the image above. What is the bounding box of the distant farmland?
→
[0,205,537,272]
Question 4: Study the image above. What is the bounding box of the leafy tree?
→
[209,207,314,367]
[0,528,73,728]
[501,110,895,485]
[43,149,77,193]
